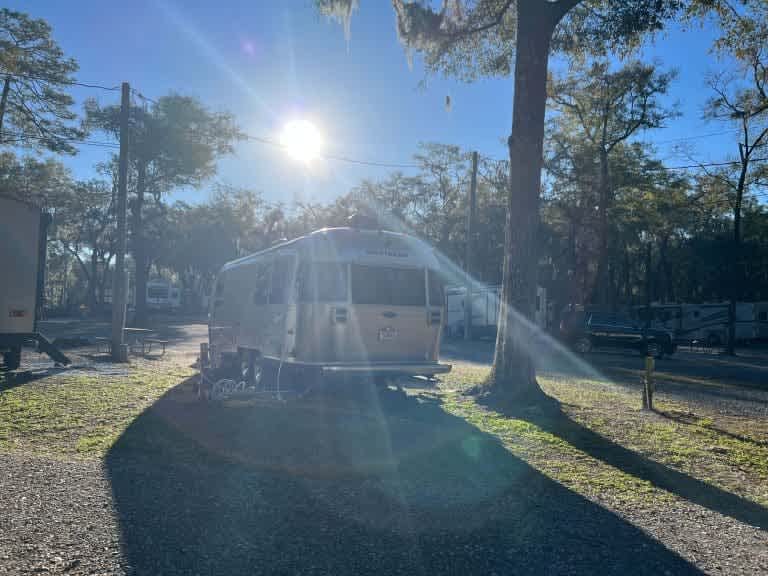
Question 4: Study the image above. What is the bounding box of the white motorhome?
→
[208,226,451,388]
[635,302,758,345]
[146,279,181,311]
[444,284,547,339]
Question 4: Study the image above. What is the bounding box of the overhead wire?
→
[3,69,768,182]
[0,69,121,92]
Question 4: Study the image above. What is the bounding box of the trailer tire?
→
[2,346,21,371]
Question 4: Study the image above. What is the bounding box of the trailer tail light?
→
[428,309,442,325]
[333,307,347,324]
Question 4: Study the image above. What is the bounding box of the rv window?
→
[252,264,270,305]
[298,262,348,302]
[270,257,294,304]
[351,265,426,306]
[428,269,444,307]
[148,285,168,299]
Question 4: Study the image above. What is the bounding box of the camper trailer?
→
[635,302,758,345]
[0,195,69,370]
[208,227,451,387]
[444,284,547,339]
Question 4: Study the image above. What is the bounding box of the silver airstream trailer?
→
[208,226,451,389]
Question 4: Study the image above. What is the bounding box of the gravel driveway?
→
[1,323,766,575]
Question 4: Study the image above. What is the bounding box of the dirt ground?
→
[0,321,766,575]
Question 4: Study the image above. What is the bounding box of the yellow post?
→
[643,355,655,410]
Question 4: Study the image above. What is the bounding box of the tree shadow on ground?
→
[655,408,768,448]
[106,379,700,575]
[481,392,768,532]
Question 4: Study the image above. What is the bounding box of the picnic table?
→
[95,329,169,356]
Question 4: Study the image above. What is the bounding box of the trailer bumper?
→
[319,361,451,376]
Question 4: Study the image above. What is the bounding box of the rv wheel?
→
[2,347,21,371]
[239,351,263,390]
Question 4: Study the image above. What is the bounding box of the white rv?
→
[635,302,758,345]
[208,227,451,388]
[444,284,547,339]
[146,279,181,311]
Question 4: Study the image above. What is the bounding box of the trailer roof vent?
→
[347,212,382,230]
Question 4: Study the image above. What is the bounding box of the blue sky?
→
[9,1,733,206]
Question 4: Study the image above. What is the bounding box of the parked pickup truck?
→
[560,310,676,358]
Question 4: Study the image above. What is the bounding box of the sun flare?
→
[279,119,323,163]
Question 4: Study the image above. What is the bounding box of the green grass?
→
[2,358,766,509]
[435,363,768,507]
[0,366,193,457]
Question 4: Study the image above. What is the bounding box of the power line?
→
[0,69,121,92]
[244,134,421,169]
[131,89,158,105]
[0,131,119,149]
[5,67,767,175]
[643,129,741,145]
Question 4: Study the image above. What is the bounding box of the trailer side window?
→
[298,262,348,302]
[252,263,270,305]
[428,269,444,307]
[270,257,294,304]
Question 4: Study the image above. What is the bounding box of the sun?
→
[279,119,323,164]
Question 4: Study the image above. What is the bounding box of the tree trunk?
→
[593,148,610,305]
[88,249,98,314]
[0,76,11,142]
[492,1,557,399]
[133,162,148,327]
[727,179,745,355]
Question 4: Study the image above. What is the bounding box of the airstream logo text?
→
[365,248,408,258]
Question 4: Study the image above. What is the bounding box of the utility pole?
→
[644,240,652,336]
[111,82,130,362]
[464,151,478,341]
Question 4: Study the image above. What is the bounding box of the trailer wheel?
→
[2,347,21,371]
[574,337,592,354]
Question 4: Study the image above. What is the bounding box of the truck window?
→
[351,265,426,306]
[298,262,348,302]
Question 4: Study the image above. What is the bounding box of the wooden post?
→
[198,342,209,399]
[643,354,655,410]
[111,82,130,362]
[464,151,478,341]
